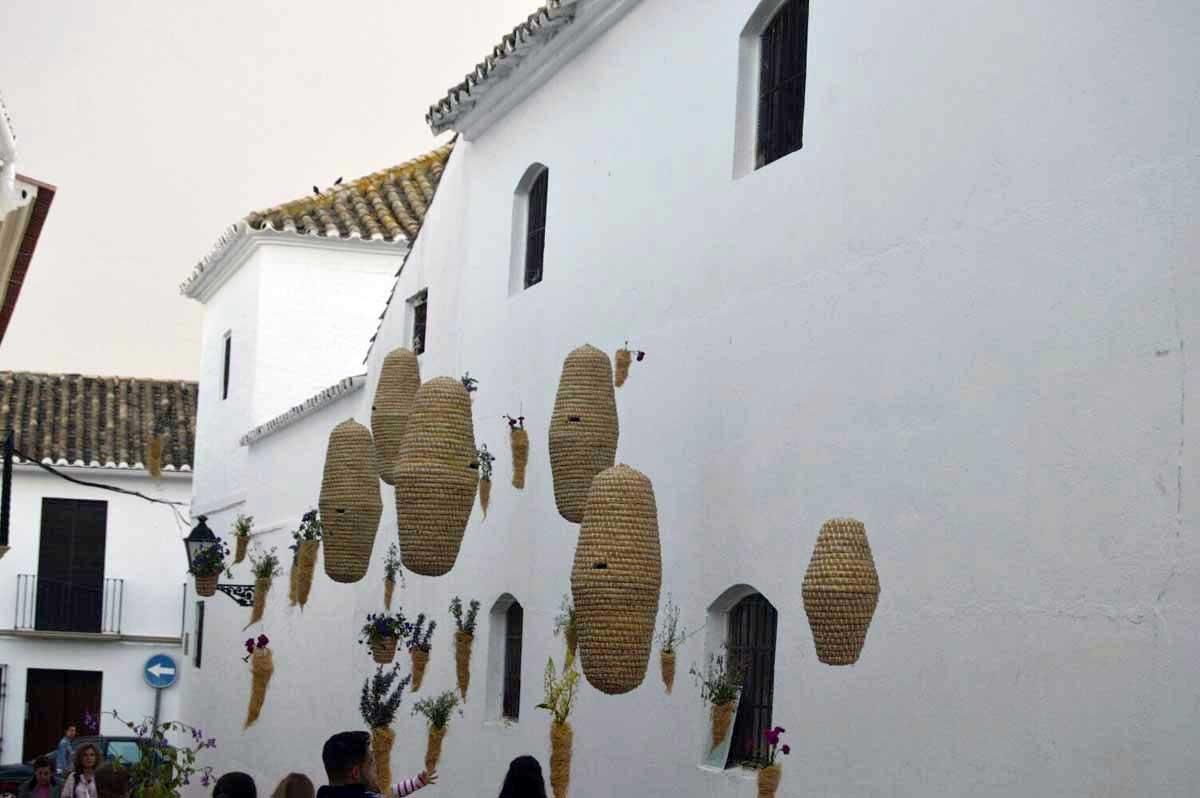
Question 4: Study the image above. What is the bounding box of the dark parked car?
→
[0,737,146,794]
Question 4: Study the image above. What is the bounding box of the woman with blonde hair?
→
[60,744,101,798]
[271,774,314,798]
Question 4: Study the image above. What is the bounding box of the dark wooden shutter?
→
[412,291,428,355]
[524,170,548,289]
[757,0,810,167]
[726,594,778,767]
[22,669,102,761]
[502,601,524,719]
[193,601,205,669]
[36,499,107,633]
[222,335,232,400]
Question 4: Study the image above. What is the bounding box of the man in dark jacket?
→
[317,732,378,798]
[17,757,57,798]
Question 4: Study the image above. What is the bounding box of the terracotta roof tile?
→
[0,372,198,470]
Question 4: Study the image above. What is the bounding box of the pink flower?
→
[765,730,780,745]
[256,634,270,648]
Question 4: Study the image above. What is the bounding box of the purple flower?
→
[781,745,790,755]
[774,727,785,734]
[765,730,780,745]
[200,775,212,788]
[206,738,216,749]
[257,634,269,648]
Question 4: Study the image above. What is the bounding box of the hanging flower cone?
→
[147,434,166,479]
[614,348,632,388]
[245,577,271,629]
[371,726,395,791]
[564,627,577,665]
[757,764,782,798]
[510,427,529,489]
[660,650,676,694]
[288,566,300,607]
[801,518,881,665]
[234,536,249,564]
[424,725,445,773]
[710,701,735,752]
[295,540,319,608]
[245,647,274,728]
[549,720,573,798]
[195,574,218,598]
[478,478,491,518]
[454,631,473,699]
[370,636,398,665]
[411,649,430,692]
[383,578,396,610]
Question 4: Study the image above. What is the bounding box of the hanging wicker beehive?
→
[801,518,880,665]
[394,377,477,576]
[371,348,421,486]
[549,345,619,523]
[570,464,661,694]
[319,420,384,583]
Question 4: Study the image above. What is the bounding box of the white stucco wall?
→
[182,0,1199,795]
[0,468,190,762]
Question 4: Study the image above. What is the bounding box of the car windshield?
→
[106,741,141,766]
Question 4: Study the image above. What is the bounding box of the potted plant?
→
[690,654,744,753]
[411,691,459,773]
[109,711,217,797]
[290,509,323,609]
[613,342,646,388]
[504,415,529,489]
[191,540,229,598]
[756,727,790,798]
[360,664,412,792]
[536,656,579,798]
[655,594,688,694]
[406,614,436,692]
[553,594,577,666]
[361,612,407,664]
[382,543,402,609]
[449,597,480,699]
[243,634,273,727]
[245,546,282,629]
[232,514,253,564]
[476,445,495,518]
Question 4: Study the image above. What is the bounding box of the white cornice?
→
[452,0,645,141]
[240,375,366,446]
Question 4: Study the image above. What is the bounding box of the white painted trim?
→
[191,491,247,518]
[456,0,646,141]
[13,462,192,479]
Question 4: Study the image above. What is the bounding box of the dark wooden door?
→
[23,669,102,761]
[36,499,107,633]
[726,593,778,767]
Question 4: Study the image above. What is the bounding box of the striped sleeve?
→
[391,772,427,797]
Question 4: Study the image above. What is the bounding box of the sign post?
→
[143,654,178,729]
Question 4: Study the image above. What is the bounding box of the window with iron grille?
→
[502,601,524,720]
[221,334,232,400]
[757,0,810,168]
[410,290,428,355]
[193,600,205,669]
[523,168,548,289]
[725,593,778,767]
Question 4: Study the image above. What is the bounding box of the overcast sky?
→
[1,0,536,380]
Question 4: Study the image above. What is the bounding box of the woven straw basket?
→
[371,348,421,486]
[801,518,880,665]
[550,345,619,523]
[570,464,661,694]
[319,419,383,583]
[395,378,477,576]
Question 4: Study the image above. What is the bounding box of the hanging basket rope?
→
[801,518,881,665]
[320,420,384,583]
[549,345,619,523]
[371,348,421,486]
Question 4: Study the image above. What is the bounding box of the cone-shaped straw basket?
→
[245,648,274,727]
[320,419,384,583]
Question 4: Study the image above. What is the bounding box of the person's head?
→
[64,724,77,740]
[498,756,547,798]
[93,763,129,798]
[31,756,54,786]
[213,772,257,798]
[73,743,101,774]
[322,732,373,788]
[270,773,314,798]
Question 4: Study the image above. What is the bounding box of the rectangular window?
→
[35,499,107,634]
[502,601,524,720]
[221,333,232,400]
[193,601,205,669]
[726,594,778,767]
[410,290,428,356]
[524,170,548,289]
[757,0,810,168]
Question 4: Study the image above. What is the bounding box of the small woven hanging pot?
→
[757,764,782,798]
[801,518,881,665]
[371,348,421,486]
[478,478,491,518]
[424,725,445,773]
[320,420,384,583]
[710,700,735,752]
[510,427,529,489]
[454,631,473,699]
[410,648,430,692]
[288,565,299,607]
[614,348,632,388]
[245,577,271,629]
[371,726,395,791]
[294,540,319,608]
[147,434,166,479]
[549,720,572,798]
[394,378,477,577]
[570,464,661,694]
[234,536,249,565]
[245,647,274,728]
[660,650,676,694]
[195,574,218,598]
[370,636,398,665]
[550,345,619,523]
[383,578,396,610]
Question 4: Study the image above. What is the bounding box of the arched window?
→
[509,164,549,294]
[486,594,524,721]
[726,593,778,766]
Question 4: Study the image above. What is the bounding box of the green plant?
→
[360,664,411,728]
[248,546,283,579]
[233,514,253,538]
[411,690,460,729]
[476,445,495,481]
[460,373,478,394]
[536,656,579,725]
[407,613,436,652]
[553,594,575,639]
[108,710,216,797]
[449,597,481,636]
[190,542,229,578]
[383,543,403,585]
[294,509,323,541]
[360,612,407,644]
[690,653,745,706]
[656,594,687,653]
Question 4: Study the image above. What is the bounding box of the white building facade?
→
[179,0,1200,795]
[0,373,196,764]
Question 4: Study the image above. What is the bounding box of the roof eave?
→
[0,175,56,343]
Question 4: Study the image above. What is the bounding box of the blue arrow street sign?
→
[143,654,178,690]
